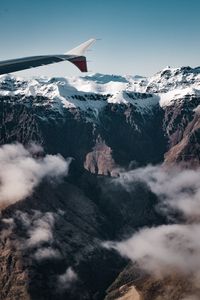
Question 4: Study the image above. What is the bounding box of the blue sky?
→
[1,0,200,77]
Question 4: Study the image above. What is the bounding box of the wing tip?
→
[66,38,96,56]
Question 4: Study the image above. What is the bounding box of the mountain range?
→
[0,66,200,300]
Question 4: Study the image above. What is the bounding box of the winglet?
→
[66,38,96,56]
[66,38,96,72]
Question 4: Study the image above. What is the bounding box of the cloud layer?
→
[104,165,200,276]
[14,210,62,261]
[115,165,200,219]
[0,143,71,208]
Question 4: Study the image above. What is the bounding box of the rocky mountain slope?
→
[0,66,200,299]
[105,263,200,300]
[1,66,200,170]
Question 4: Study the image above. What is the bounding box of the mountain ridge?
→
[0,66,200,299]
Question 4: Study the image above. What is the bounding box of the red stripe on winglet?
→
[70,57,87,72]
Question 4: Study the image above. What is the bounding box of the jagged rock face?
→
[163,99,200,166]
[84,135,116,176]
[105,263,200,300]
[0,67,200,299]
[0,228,30,300]
[0,93,166,175]
[0,100,43,145]
[0,68,200,170]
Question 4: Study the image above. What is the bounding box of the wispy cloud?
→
[0,143,71,208]
[103,165,200,277]
[34,247,61,261]
[104,223,200,275]
[113,165,200,219]
[8,210,62,263]
[58,267,78,290]
[26,212,55,247]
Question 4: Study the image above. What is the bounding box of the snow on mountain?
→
[0,66,200,117]
[0,73,156,117]
[150,66,200,108]
[147,66,200,92]
[159,87,200,107]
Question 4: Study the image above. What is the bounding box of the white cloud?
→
[103,165,200,277]
[34,247,61,261]
[12,210,62,262]
[26,212,55,247]
[0,143,71,208]
[58,267,78,289]
[115,165,200,219]
[104,223,200,275]
[2,218,14,225]
[27,143,43,155]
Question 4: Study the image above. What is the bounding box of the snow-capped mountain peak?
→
[0,66,200,119]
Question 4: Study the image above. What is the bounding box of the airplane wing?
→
[0,38,96,75]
